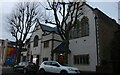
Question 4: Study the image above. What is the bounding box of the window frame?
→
[74,54,90,65]
[69,16,89,39]
[33,35,39,47]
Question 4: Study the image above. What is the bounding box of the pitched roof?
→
[36,19,58,33]
[93,8,119,26]
[53,42,71,53]
[40,24,58,33]
[85,3,119,26]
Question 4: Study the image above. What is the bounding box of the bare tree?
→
[7,2,40,63]
[41,0,85,63]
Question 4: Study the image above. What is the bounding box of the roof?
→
[36,19,58,33]
[40,24,58,33]
[53,42,71,53]
[85,3,119,26]
[93,8,119,26]
[36,3,119,35]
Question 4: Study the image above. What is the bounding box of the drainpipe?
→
[95,16,100,66]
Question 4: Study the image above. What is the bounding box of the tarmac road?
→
[1,66,115,75]
[1,66,57,75]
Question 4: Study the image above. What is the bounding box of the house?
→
[27,21,61,66]
[0,39,16,66]
[67,3,119,73]
[27,2,119,73]
[68,3,119,73]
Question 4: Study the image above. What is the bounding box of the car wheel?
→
[39,69,45,75]
[60,71,68,75]
[23,69,27,74]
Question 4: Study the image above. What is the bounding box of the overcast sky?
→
[0,0,119,41]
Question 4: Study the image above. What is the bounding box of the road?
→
[1,66,58,75]
[1,66,115,75]
[1,66,18,75]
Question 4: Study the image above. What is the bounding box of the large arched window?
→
[69,16,89,39]
[34,35,39,47]
[73,20,81,38]
[81,16,89,37]
[69,20,81,39]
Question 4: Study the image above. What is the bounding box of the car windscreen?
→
[23,62,28,66]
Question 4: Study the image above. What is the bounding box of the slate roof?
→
[40,24,58,33]
[85,3,119,26]
[36,19,58,33]
[53,42,71,53]
[37,3,119,34]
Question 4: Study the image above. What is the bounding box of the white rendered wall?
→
[30,29,42,56]
[69,5,97,71]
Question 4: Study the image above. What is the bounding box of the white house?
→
[27,2,119,73]
[0,39,16,66]
[28,21,62,65]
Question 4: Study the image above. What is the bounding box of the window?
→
[34,35,39,47]
[81,16,89,37]
[70,20,81,39]
[44,41,49,48]
[74,54,89,65]
[44,62,51,65]
[22,62,27,66]
[51,62,60,67]
[18,62,22,66]
[69,16,89,39]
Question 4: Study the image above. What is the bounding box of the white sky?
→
[0,0,120,41]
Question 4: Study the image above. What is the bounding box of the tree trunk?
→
[15,42,23,64]
[16,49,21,64]
[64,40,69,64]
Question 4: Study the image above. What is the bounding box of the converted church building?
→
[21,3,119,73]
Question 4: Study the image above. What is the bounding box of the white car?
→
[39,61,80,75]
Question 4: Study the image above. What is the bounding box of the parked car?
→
[13,61,38,74]
[39,61,80,75]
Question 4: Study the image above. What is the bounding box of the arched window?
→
[81,16,89,37]
[69,20,81,39]
[34,35,39,47]
[69,16,89,39]
[73,20,81,38]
